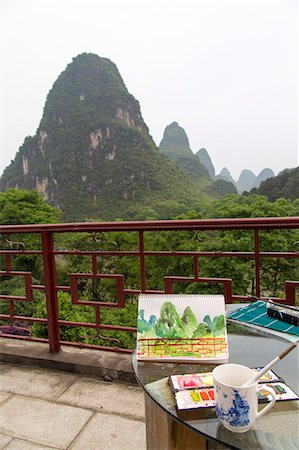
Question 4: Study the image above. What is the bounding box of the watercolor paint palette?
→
[174,382,299,410]
[170,369,299,411]
[257,382,299,403]
[170,372,214,391]
[170,368,280,392]
[175,387,215,410]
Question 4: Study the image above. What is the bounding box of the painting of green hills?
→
[137,294,228,362]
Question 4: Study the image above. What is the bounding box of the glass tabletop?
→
[132,306,299,450]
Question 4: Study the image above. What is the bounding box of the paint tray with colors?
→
[171,369,298,411]
[174,382,299,411]
[170,368,280,392]
[175,388,215,410]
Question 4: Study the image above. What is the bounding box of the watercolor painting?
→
[137,294,228,362]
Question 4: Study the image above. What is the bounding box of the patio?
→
[0,217,298,449]
[0,359,146,450]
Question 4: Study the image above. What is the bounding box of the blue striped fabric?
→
[227,301,299,337]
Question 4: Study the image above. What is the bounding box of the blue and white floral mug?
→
[212,363,276,433]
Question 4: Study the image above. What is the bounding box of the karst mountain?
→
[159,122,210,187]
[0,53,204,220]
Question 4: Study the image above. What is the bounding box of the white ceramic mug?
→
[212,363,276,433]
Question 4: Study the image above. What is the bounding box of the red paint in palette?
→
[195,388,215,402]
[200,391,209,401]
[208,389,215,400]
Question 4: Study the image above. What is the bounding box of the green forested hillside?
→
[204,179,237,197]
[249,167,299,201]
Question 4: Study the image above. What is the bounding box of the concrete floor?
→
[0,363,146,450]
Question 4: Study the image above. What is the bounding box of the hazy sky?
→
[1,0,298,180]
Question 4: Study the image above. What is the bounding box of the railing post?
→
[41,231,60,353]
[254,229,261,297]
[285,281,298,306]
[139,231,146,292]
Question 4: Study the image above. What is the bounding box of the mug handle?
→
[256,385,276,419]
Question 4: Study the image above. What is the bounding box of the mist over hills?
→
[196,155,275,194]
[160,122,275,194]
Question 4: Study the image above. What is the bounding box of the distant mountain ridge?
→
[159,122,210,186]
[195,149,275,193]
[216,167,236,185]
[252,168,276,189]
[195,148,215,179]
[237,169,256,193]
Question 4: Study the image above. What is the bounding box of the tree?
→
[0,189,60,315]
[0,188,60,225]
[200,195,299,297]
[205,179,237,197]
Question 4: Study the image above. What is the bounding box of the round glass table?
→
[132,307,299,450]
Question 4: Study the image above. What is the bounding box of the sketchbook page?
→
[137,294,228,363]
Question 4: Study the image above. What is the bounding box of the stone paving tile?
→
[0,364,9,375]
[0,396,93,449]
[70,412,146,450]
[0,366,76,400]
[58,377,145,420]
[0,433,12,449]
[0,392,11,405]
[4,438,57,449]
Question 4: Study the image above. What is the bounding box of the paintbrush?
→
[242,342,297,387]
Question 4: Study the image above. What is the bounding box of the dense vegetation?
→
[1,188,298,349]
[0,189,60,225]
[204,179,237,197]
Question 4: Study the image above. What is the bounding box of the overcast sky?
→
[1,0,298,180]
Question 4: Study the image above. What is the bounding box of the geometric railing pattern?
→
[0,217,298,353]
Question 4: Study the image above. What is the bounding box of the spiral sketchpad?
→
[227,301,299,337]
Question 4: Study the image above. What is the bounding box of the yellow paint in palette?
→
[201,374,213,386]
[191,390,201,402]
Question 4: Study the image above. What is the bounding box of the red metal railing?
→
[0,217,298,353]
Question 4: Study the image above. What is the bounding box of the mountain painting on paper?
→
[137,294,228,362]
